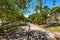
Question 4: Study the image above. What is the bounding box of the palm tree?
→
[34,5,39,14]
[40,0,42,13]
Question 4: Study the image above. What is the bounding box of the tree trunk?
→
[40,0,42,13]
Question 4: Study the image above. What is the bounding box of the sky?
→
[24,0,60,17]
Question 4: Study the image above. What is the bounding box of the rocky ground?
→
[0,23,60,40]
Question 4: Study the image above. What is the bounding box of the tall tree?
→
[40,0,42,13]
[34,5,39,13]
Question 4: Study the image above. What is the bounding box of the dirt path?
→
[26,23,60,39]
[1,23,60,40]
[28,23,46,31]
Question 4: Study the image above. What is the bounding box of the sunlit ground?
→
[47,26,60,32]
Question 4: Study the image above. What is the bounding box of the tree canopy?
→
[0,0,32,24]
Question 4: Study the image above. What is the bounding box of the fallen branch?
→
[0,22,26,29]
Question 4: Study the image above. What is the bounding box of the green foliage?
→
[0,0,32,24]
[29,13,38,22]
[51,6,60,13]
[15,12,25,21]
[24,18,31,22]
[14,0,31,10]
[29,12,49,24]
[29,6,50,24]
[34,5,39,13]
[50,6,60,23]
[0,26,19,35]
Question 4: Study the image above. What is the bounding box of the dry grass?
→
[47,26,60,32]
